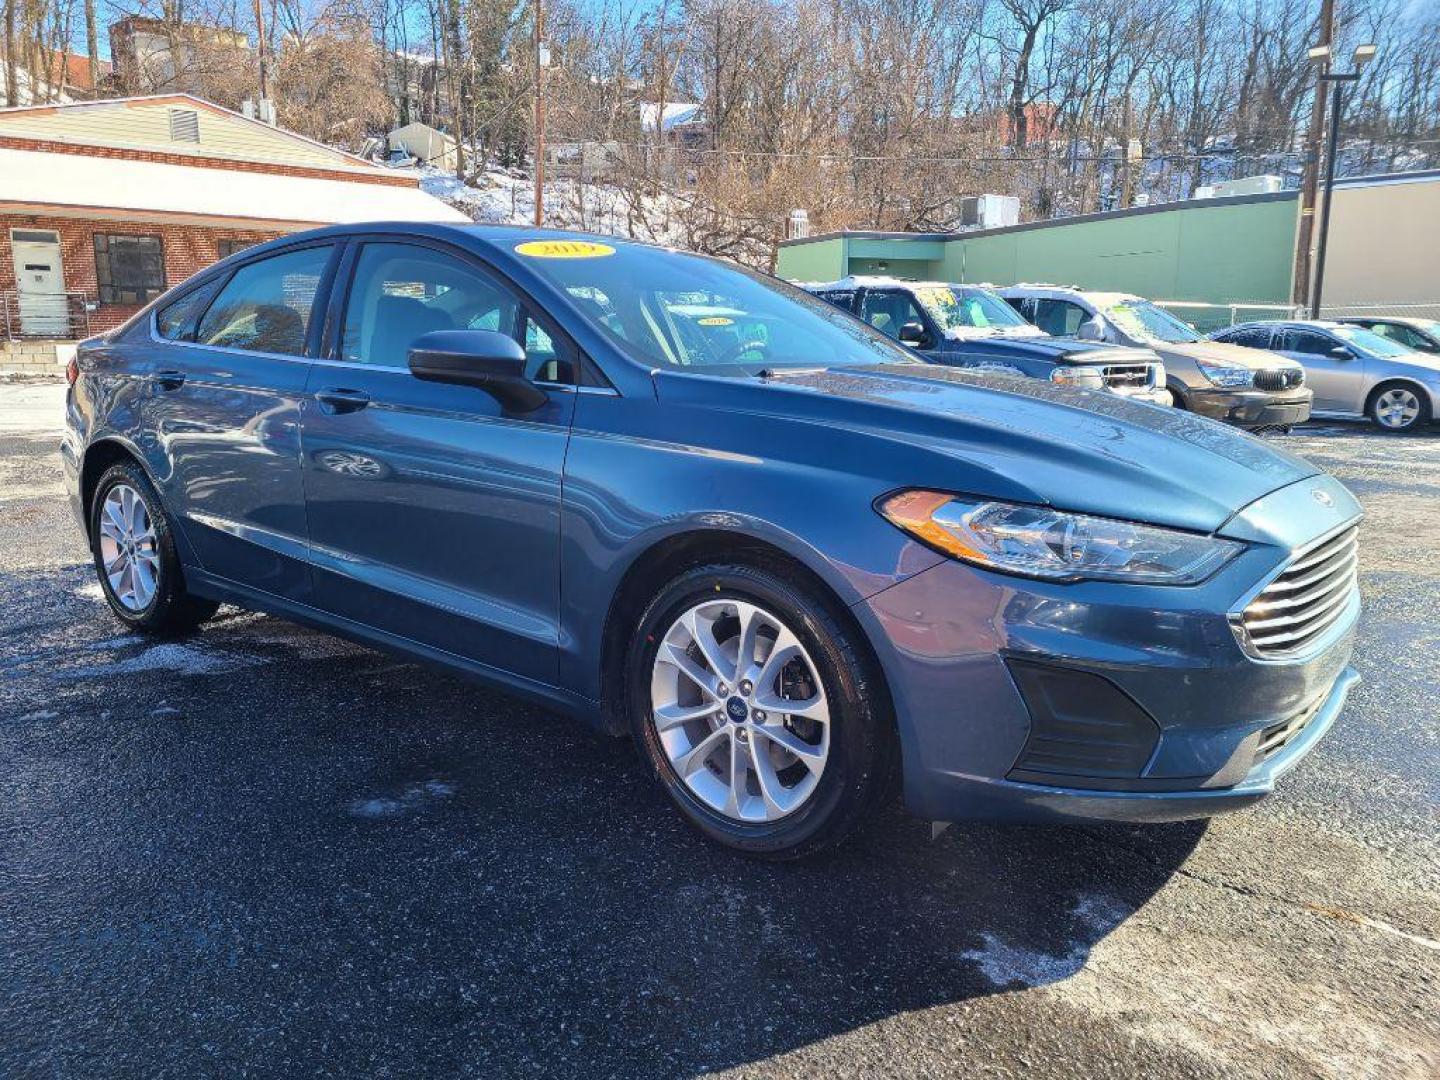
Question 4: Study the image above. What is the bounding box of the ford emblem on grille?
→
[1312,489,1335,507]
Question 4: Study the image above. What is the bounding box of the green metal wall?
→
[773,236,847,282]
[778,197,1299,305]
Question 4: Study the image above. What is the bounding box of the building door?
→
[8,229,69,337]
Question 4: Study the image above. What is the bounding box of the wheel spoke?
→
[674,726,728,778]
[724,734,747,817]
[653,700,718,732]
[683,608,734,684]
[131,559,156,607]
[659,640,721,700]
[752,626,801,693]
[748,737,787,817]
[755,722,826,771]
[733,603,763,681]
[755,690,826,721]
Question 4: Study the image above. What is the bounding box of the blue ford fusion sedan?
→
[62,223,1362,859]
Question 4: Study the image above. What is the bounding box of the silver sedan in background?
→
[1210,320,1440,433]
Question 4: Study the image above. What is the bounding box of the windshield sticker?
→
[697,316,735,326]
[515,240,616,259]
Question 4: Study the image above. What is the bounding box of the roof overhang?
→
[0,147,470,227]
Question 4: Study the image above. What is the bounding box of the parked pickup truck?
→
[798,277,1171,406]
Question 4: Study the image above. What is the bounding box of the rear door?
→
[144,241,338,601]
[1275,328,1366,413]
[299,238,576,684]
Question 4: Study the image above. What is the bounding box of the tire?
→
[625,562,897,860]
[1367,382,1430,433]
[89,461,220,634]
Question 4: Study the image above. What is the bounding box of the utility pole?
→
[253,0,268,102]
[1292,0,1335,311]
[533,0,545,227]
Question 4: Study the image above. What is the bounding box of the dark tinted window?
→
[1032,298,1086,336]
[196,245,331,356]
[1281,330,1337,356]
[1219,327,1272,348]
[155,278,223,341]
[859,290,926,340]
[94,234,166,305]
[340,243,527,369]
[814,290,855,312]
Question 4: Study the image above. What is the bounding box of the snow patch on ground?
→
[85,641,261,677]
[961,892,1130,989]
[349,779,456,820]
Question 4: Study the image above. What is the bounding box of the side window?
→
[1221,327,1270,348]
[859,290,925,340]
[1032,299,1086,337]
[155,277,223,341]
[1003,296,1032,322]
[195,245,332,356]
[341,242,557,373]
[1283,330,1335,357]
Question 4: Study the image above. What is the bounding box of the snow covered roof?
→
[639,102,704,133]
[0,146,470,227]
[794,275,961,292]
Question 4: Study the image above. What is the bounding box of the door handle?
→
[153,368,187,390]
[315,388,371,414]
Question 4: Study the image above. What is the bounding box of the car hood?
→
[950,335,1162,366]
[1156,340,1299,369]
[655,363,1321,534]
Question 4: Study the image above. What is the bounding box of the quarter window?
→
[155,278,223,341]
[195,245,332,356]
[94,234,166,305]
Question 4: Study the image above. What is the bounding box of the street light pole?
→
[1308,44,1376,319]
[533,0,546,228]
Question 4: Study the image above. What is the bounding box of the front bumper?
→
[1111,385,1172,407]
[853,478,1361,825]
[1184,385,1313,427]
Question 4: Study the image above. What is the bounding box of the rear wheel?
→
[626,562,896,860]
[1367,383,1429,432]
[89,462,219,633]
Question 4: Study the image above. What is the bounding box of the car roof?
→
[1220,319,1344,331]
[1335,315,1433,329]
[998,284,1142,308]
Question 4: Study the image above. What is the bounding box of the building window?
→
[94,234,166,305]
[217,239,255,261]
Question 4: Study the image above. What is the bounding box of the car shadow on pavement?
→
[0,577,1208,1077]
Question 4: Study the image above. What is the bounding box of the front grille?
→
[1101,363,1161,390]
[1254,693,1327,763]
[1239,525,1359,657]
[1254,368,1305,391]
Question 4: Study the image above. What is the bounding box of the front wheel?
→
[89,462,219,633]
[626,563,896,860]
[1368,384,1430,432]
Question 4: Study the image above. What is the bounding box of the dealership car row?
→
[798,275,1440,433]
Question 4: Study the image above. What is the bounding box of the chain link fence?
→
[1153,299,1440,333]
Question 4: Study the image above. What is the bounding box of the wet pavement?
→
[1,380,1436,1078]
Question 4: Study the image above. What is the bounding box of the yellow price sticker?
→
[697,316,735,326]
[514,240,616,259]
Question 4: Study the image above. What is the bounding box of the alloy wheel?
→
[97,483,161,612]
[1375,387,1421,430]
[650,599,830,823]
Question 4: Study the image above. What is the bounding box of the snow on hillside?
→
[417,164,681,245]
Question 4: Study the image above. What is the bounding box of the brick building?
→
[1,93,467,370]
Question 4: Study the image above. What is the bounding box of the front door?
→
[1275,328,1366,414]
[9,229,69,337]
[300,239,576,685]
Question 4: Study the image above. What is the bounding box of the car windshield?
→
[1104,300,1201,344]
[1334,325,1417,359]
[911,285,1029,331]
[512,241,918,374]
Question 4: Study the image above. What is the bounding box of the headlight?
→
[878,491,1244,584]
[1197,360,1254,388]
[1050,366,1105,389]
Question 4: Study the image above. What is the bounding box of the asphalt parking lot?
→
[1,378,1436,1079]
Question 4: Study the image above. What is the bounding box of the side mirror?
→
[1076,316,1105,341]
[1329,346,1354,360]
[408,329,547,412]
[899,321,928,347]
